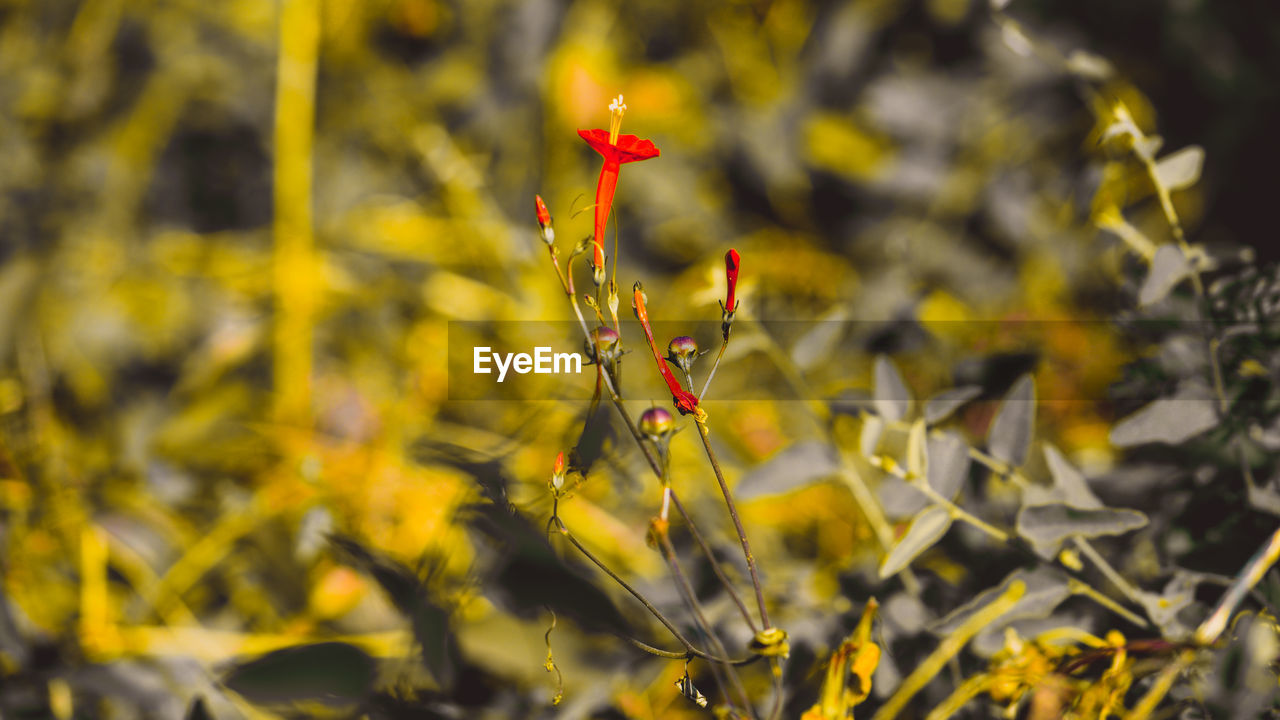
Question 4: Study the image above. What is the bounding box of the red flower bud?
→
[551,450,566,492]
[534,195,554,245]
[633,282,700,416]
[724,249,740,311]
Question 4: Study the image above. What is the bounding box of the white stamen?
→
[609,95,626,114]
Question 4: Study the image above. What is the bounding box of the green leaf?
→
[222,642,377,707]
[1110,385,1218,447]
[927,431,970,501]
[1016,503,1148,556]
[735,441,840,499]
[923,385,982,425]
[879,505,951,578]
[873,355,912,423]
[1138,244,1191,307]
[987,374,1035,467]
[1153,145,1205,191]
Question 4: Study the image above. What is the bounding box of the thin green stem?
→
[699,337,729,401]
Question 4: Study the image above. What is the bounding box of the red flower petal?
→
[612,134,660,164]
[577,129,661,164]
[535,195,551,228]
[578,128,615,158]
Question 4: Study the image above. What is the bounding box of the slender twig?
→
[1121,650,1194,720]
[1195,523,1280,645]
[668,490,759,632]
[694,417,771,630]
[1072,536,1146,604]
[551,516,747,665]
[657,528,754,716]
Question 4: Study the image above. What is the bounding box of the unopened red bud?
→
[666,336,699,374]
[639,407,675,440]
[551,450,566,492]
[634,282,702,416]
[722,249,741,338]
[534,195,555,245]
[724,249,740,310]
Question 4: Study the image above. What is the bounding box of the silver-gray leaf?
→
[879,505,951,579]
[988,374,1035,467]
[923,386,982,425]
[873,355,912,423]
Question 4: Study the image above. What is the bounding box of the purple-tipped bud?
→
[666,336,699,374]
[585,326,621,365]
[639,406,675,441]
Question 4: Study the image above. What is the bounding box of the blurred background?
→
[0,0,1276,717]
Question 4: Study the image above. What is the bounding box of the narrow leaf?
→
[880,506,951,578]
[860,414,884,459]
[735,441,840,499]
[987,374,1035,467]
[1153,146,1205,192]
[930,566,1071,638]
[1110,386,1218,447]
[792,307,848,371]
[1016,503,1148,556]
[223,642,376,706]
[879,475,929,517]
[1042,444,1102,509]
[927,431,970,501]
[1138,244,1191,307]
[923,385,982,425]
[873,356,911,423]
[906,419,927,479]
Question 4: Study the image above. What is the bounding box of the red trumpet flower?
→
[632,283,699,416]
[579,95,660,280]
